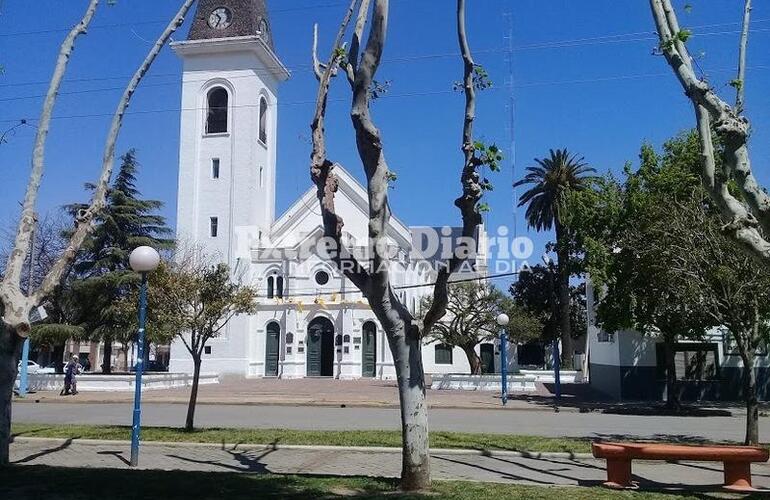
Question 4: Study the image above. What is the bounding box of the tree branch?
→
[350,0,392,306]
[0,0,100,334]
[423,0,484,333]
[736,0,751,114]
[649,0,770,261]
[32,0,197,308]
[345,0,371,86]
[310,0,370,292]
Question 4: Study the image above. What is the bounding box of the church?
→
[168,0,490,379]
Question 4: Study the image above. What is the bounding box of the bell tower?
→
[172,0,289,265]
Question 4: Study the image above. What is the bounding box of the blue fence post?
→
[552,340,561,401]
[500,332,508,405]
[19,338,30,397]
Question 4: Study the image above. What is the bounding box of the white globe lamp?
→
[129,246,160,273]
[496,313,509,327]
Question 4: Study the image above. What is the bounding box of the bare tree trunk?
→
[664,336,680,410]
[382,319,430,490]
[0,327,23,465]
[554,222,573,369]
[185,356,202,432]
[739,348,758,445]
[462,344,481,375]
[101,336,113,374]
[52,343,65,374]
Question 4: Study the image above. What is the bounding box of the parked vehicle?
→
[17,360,55,375]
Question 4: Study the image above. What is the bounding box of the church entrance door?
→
[362,321,377,378]
[307,317,334,377]
[265,322,280,377]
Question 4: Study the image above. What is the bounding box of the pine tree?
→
[71,149,173,373]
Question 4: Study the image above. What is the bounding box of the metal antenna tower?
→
[503,11,518,238]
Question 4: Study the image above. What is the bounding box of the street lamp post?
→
[128,246,160,467]
[552,340,561,401]
[496,313,510,406]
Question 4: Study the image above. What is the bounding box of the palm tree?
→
[514,149,595,368]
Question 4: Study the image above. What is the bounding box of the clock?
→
[208,7,233,30]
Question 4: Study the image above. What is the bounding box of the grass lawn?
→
[0,466,757,499]
[12,423,594,453]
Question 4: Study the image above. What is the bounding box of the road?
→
[12,402,768,443]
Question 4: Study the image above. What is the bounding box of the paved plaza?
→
[9,438,770,491]
[16,376,555,409]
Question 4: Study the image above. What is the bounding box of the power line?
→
[4,64,769,125]
[270,270,523,300]
[2,21,769,90]
[0,2,369,37]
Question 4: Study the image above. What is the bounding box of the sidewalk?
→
[10,437,770,490]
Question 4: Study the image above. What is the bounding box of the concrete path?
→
[13,402,769,443]
[9,438,770,490]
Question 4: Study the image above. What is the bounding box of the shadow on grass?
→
[0,465,411,500]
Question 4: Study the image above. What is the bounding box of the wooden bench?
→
[592,442,769,491]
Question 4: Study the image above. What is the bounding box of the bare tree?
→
[421,282,540,375]
[649,0,770,261]
[310,0,495,489]
[139,247,257,431]
[0,0,196,466]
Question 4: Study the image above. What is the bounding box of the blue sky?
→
[1,1,769,286]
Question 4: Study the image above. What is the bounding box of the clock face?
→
[208,7,233,30]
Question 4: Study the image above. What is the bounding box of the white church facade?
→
[168,0,494,379]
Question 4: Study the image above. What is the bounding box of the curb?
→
[11,436,594,460]
[12,397,586,413]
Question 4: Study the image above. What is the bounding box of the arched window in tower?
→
[267,276,275,299]
[259,96,268,144]
[276,276,284,299]
[206,87,228,134]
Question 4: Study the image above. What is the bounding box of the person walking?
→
[60,355,82,396]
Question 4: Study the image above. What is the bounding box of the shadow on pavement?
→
[12,438,75,464]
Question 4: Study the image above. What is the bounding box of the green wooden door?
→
[307,318,334,377]
[265,322,280,377]
[362,322,377,378]
[307,326,322,377]
[480,343,495,374]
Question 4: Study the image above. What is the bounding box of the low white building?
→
[168,0,502,379]
[586,280,770,401]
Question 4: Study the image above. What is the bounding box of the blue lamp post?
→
[128,246,160,467]
[496,313,510,406]
[552,340,561,401]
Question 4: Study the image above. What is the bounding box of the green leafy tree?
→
[421,282,540,374]
[509,264,587,347]
[651,197,770,444]
[146,252,257,431]
[568,132,720,408]
[70,149,173,372]
[514,149,596,368]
